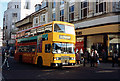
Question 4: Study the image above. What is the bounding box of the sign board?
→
[59,35,71,40]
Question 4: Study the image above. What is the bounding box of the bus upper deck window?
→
[54,24,65,33]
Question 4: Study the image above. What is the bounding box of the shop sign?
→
[59,35,71,40]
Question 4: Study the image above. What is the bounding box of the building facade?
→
[3,0,41,47]
[0,27,3,47]
[16,0,120,61]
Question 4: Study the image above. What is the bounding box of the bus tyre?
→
[19,55,22,63]
[37,57,43,68]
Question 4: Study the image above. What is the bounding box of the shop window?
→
[108,35,120,57]
[45,44,51,53]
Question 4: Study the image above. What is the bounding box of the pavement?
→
[73,62,120,70]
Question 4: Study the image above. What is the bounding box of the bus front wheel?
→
[37,57,43,68]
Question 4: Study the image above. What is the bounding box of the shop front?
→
[75,24,120,61]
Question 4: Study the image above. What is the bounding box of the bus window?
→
[54,24,75,35]
[25,30,30,37]
[65,25,75,35]
[45,44,51,53]
[31,29,37,36]
[45,24,52,33]
[54,24,65,33]
[52,43,74,54]
[37,44,42,53]
[29,45,36,52]
[37,27,45,34]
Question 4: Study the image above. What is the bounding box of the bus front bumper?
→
[51,63,76,67]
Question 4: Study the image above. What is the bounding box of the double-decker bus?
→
[15,21,76,67]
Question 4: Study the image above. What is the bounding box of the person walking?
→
[94,50,99,67]
[102,49,107,63]
[112,50,118,67]
[75,50,81,64]
[1,50,10,70]
[83,50,89,67]
[90,49,95,67]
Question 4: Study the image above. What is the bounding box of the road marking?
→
[96,70,115,73]
[41,70,54,72]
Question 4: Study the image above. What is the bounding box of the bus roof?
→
[17,21,74,34]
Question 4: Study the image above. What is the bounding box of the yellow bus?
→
[15,21,76,67]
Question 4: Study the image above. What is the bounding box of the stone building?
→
[0,27,3,47]
[3,0,41,47]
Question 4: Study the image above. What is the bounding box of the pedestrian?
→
[1,50,10,70]
[102,49,107,63]
[83,50,89,67]
[75,50,80,64]
[2,49,5,63]
[90,49,95,67]
[94,50,99,67]
[112,50,118,67]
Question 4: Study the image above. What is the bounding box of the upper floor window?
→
[12,13,17,17]
[52,13,56,21]
[25,1,30,9]
[81,2,88,18]
[33,17,39,27]
[17,5,19,8]
[52,1,56,8]
[96,1,106,13]
[41,1,48,9]
[60,0,64,5]
[40,14,46,22]
[60,9,64,21]
[69,5,74,21]
[15,5,19,8]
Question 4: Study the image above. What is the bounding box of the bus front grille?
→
[61,56,69,63]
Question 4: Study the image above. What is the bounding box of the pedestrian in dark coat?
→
[83,50,89,66]
[112,50,118,67]
[102,49,107,62]
[75,51,81,64]
[1,50,10,70]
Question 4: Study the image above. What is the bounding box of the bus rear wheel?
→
[37,57,43,68]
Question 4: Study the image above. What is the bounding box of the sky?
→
[0,0,11,29]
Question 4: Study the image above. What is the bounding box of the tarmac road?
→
[2,57,120,81]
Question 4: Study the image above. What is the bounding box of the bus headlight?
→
[53,57,61,60]
[69,57,75,60]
